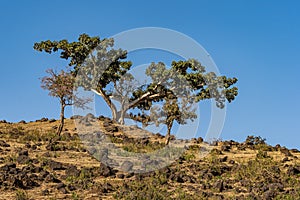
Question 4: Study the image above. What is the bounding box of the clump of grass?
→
[15,189,29,200]
[121,141,165,153]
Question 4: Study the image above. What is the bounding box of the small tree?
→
[41,69,88,135]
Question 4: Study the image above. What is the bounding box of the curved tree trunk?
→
[165,121,173,145]
[57,103,65,136]
[92,88,118,122]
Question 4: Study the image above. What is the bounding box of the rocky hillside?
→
[0,116,300,200]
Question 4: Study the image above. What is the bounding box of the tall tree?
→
[34,34,133,123]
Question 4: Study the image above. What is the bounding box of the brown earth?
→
[0,116,300,199]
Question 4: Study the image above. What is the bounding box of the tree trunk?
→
[57,103,65,136]
[118,110,125,125]
[110,104,118,122]
[92,88,118,122]
[165,121,173,145]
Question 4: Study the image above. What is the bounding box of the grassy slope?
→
[0,117,300,200]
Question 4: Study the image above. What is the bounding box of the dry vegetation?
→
[0,116,300,200]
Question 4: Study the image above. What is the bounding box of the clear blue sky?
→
[0,0,299,149]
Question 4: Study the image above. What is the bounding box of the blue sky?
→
[0,1,299,149]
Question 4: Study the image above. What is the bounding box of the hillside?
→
[0,116,300,200]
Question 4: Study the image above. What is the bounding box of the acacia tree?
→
[34,34,239,134]
[130,60,238,144]
[41,69,89,135]
[34,34,133,124]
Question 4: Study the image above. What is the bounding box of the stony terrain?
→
[0,116,300,200]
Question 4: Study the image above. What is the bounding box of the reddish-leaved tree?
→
[41,69,89,135]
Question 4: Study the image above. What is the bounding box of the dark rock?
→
[105,125,119,133]
[175,175,184,183]
[155,132,164,139]
[32,166,43,173]
[125,172,134,178]
[24,143,31,148]
[268,183,284,192]
[18,149,28,156]
[86,113,96,119]
[70,115,81,119]
[45,174,61,183]
[8,177,24,188]
[67,185,76,191]
[46,142,60,151]
[120,161,134,172]
[219,156,228,162]
[0,140,10,147]
[116,173,125,179]
[290,148,300,153]
[36,117,48,122]
[42,152,51,157]
[48,160,65,170]
[280,147,293,157]
[16,155,31,164]
[197,137,204,143]
[99,163,114,177]
[19,120,26,124]
[282,157,289,162]
[211,149,223,155]
[101,182,113,193]
[49,119,56,123]
[65,165,80,177]
[221,145,231,152]
[138,138,149,145]
[287,166,300,175]
[263,190,277,200]
[22,175,39,188]
[56,182,65,189]
[42,189,50,195]
[58,187,68,194]
[0,162,16,172]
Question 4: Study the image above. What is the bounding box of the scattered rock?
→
[214,180,224,192]
[99,163,114,177]
[105,125,119,133]
[0,162,16,171]
[45,173,61,183]
[65,165,80,177]
[219,156,228,162]
[280,147,293,157]
[49,119,56,123]
[42,152,51,157]
[18,149,29,156]
[287,166,300,175]
[36,117,48,122]
[48,160,65,170]
[16,155,31,164]
[121,161,134,172]
[221,145,231,152]
[0,140,10,147]
[197,137,204,143]
[116,173,125,179]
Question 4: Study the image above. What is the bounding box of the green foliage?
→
[34,34,100,69]
[34,34,238,141]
